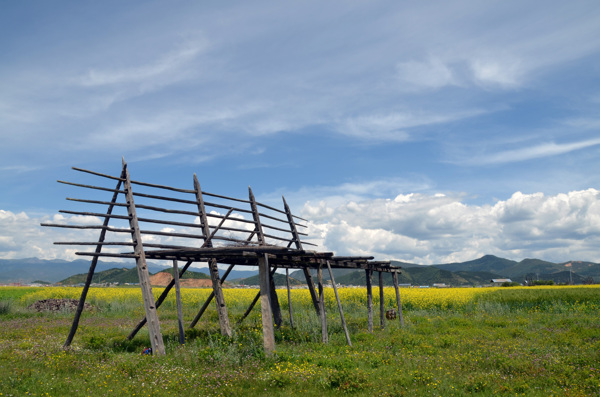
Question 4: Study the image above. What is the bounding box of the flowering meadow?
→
[1,285,600,396]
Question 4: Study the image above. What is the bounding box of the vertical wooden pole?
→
[326,261,351,346]
[393,272,405,327]
[250,186,279,353]
[366,268,373,333]
[258,254,275,354]
[379,271,385,329]
[194,175,231,337]
[282,196,320,316]
[172,260,185,345]
[286,268,294,328]
[270,269,283,329]
[64,170,124,348]
[318,263,328,343]
[123,159,165,355]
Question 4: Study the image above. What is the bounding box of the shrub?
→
[0,300,10,315]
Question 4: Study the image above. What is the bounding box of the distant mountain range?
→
[0,258,257,284]
[1,255,598,286]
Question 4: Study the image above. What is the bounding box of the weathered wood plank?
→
[326,261,351,346]
[123,160,165,356]
[286,268,294,329]
[172,260,185,345]
[283,196,320,315]
[318,264,328,343]
[258,254,275,354]
[194,174,231,338]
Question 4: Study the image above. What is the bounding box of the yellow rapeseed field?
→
[13,284,600,312]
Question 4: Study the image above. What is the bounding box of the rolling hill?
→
[2,255,598,286]
[58,267,211,285]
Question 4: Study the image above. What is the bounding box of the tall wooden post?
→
[283,196,320,315]
[286,268,295,328]
[318,263,328,343]
[250,187,276,353]
[258,254,275,354]
[123,159,165,355]
[326,261,351,346]
[173,260,185,345]
[379,271,385,329]
[194,175,231,337]
[393,272,405,327]
[63,170,124,349]
[366,268,373,333]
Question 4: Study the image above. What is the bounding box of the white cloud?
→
[2,188,599,264]
[470,57,524,88]
[464,138,600,165]
[78,41,207,88]
[301,188,600,264]
[395,58,458,90]
[337,109,487,141]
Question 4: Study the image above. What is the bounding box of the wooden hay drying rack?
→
[42,159,403,355]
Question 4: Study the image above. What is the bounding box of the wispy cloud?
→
[464,138,600,165]
[78,41,207,87]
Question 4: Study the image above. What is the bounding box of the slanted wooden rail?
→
[42,159,403,355]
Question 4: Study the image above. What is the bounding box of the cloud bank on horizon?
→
[1,1,600,264]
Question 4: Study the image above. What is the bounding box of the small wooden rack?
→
[42,159,403,355]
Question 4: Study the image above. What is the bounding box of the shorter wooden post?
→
[286,268,294,328]
[326,261,351,346]
[318,263,328,343]
[379,271,385,329]
[393,272,404,327]
[172,260,185,345]
[366,269,373,333]
[269,269,283,329]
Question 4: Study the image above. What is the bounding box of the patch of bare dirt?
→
[149,272,172,286]
[149,273,213,288]
[28,299,92,312]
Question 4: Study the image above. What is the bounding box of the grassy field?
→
[1,285,599,396]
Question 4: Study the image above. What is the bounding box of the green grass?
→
[1,287,599,396]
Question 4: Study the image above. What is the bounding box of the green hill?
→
[58,267,210,285]
[334,266,485,287]
[436,255,517,274]
[58,267,140,285]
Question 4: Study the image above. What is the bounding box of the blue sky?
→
[1,1,600,265]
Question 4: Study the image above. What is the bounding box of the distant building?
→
[491,278,512,286]
[433,283,448,288]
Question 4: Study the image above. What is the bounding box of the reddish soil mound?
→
[149,272,172,286]
[149,273,213,288]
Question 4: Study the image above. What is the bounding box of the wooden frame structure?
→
[42,160,403,355]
